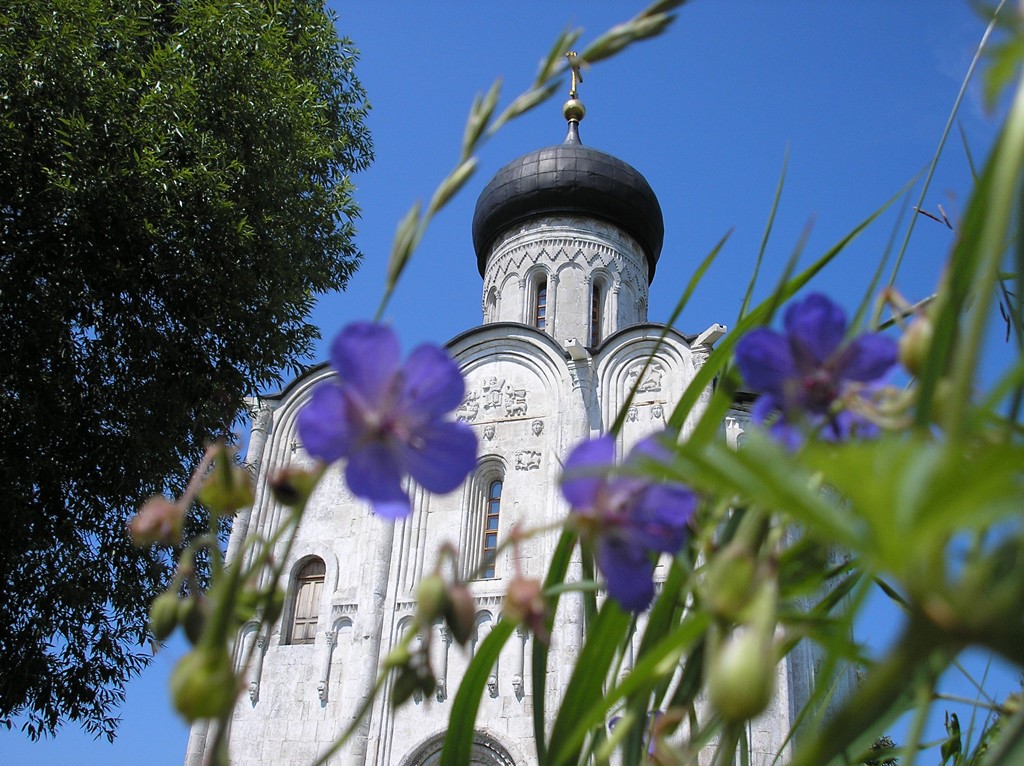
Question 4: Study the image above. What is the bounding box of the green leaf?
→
[385,200,422,291]
[667,435,860,550]
[610,230,730,437]
[532,529,578,764]
[440,619,516,766]
[489,81,562,136]
[667,183,901,435]
[460,78,501,160]
[978,706,1024,766]
[536,27,583,85]
[738,147,788,323]
[545,601,632,766]
[802,437,1024,577]
[427,157,478,216]
[551,612,710,766]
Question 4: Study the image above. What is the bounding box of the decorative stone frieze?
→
[626,360,665,393]
[514,450,541,471]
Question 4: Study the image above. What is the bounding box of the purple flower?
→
[297,322,477,519]
[609,710,662,755]
[560,434,696,612]
[735,293,897,444]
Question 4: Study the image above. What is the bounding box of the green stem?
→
[789,615,948,766]
[311,672,389,766]
[901,675,934,766]
[945,60,1024,439]
[885,1,1004,291]
[711,723,742,766]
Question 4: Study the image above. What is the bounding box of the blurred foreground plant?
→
[128,2,1024,765]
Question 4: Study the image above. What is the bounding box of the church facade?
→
[184,98,821,766]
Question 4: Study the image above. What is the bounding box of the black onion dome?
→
[472,125,665,282]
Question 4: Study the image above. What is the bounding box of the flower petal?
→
[401,421,478,493]
[628,484,695,554]
[345,443,410,517]
[769,417,805,451]
[834,333,897,383]
[598,537,655,612]
[330,322,401,406]
[628,431,675,467]
[820,409,880,442]
[784,293,847,364]
[372,498,413,520]
[735,328,795,396]
[561,436,615,510]
[297,384,355,463]
[401,344,466,421]
[751,393,781,424]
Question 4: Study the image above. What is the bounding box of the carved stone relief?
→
[515,450,541,471]
[483,377,504,411]
[568,367,581,390]
[626,361,665,393]
[624,402,667,424]
[456,391,480,422]
[248,634,266,703]
[458,377,532,422]
[503,383,528,416]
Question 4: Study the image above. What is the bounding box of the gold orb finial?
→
[563,98,586,123]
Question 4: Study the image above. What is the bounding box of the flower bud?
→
[384,644,412,669]
[930,378,955,425]
[269,467,318,507]
[898,314,933,377]
[417,574,449,624]
[444,582,476,646]
[198,447,254,515]
[170,648,239,722]
[179,596,209,646]
[702,546,757,621]
[148,591,181,641]
[391,649,437,708]
[391,664,420,707]
[127,496,185,546]
[416,662,437,698]
[503,577,543,621]
[503,577,548,643]
[707,627,775,722]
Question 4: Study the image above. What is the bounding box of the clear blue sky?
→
[3,2,1019,763]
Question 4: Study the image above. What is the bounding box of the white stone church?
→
[185,96,824,766]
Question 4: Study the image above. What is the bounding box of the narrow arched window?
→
[289,557,325,645]
[481,480,502,579]
[534,280,547,330]
[485,286,498,322]
[590,282,603,346]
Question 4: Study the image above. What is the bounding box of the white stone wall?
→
[189,318,739,766]
[184,208,823,766]
[480,216,650,345]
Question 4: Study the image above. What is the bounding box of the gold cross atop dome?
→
[563,51,586,125]
[565,51,585,99]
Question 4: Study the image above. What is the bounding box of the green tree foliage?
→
[0,0,372,738]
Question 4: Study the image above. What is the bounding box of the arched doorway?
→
[400,731,517,766]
